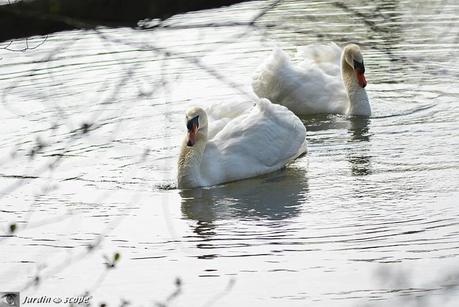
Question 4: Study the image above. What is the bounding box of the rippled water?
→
[1,0,458,306]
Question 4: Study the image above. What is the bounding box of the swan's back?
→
[206,100,253,139]
[200,99,306,186]
[252,44,348,115]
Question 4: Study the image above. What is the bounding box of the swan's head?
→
[185,107,208,147]
[343,44,367,88]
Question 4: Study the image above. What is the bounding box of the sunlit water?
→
[1,0,458,306]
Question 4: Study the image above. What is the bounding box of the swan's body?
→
[177,99,307,188]
[252,43,371,116]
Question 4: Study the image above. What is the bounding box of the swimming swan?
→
[252,43,371,116]
[177,99,307,188]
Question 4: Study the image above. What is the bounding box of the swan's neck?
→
[341,59,371,117]
[177,128,208,188]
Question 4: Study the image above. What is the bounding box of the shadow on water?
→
[180,166,309,236]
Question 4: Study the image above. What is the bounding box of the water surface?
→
[0,0,458,306]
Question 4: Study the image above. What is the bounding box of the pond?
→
[0,0,458,306]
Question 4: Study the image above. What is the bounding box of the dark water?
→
[0,0,458,306]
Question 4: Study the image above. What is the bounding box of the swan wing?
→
[200,99,306,185]
[206,100,253,139]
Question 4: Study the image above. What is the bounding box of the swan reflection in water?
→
[347,117,372,177]
[180,166,308,236]
[302,115,372,177]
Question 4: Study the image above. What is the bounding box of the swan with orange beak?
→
[177,100,307,189]
[341,43,370,116]
[252,43,371,116]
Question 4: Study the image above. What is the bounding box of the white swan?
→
[177,99,307,188]
[252,43,371,116]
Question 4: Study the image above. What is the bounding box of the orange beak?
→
[356,69,367,88]
[187,124,197,147]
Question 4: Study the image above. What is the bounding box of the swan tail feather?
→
[296,42,341,65]
[252,48,291,102]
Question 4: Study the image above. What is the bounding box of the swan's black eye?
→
[353,60,365,73]
[186,116,199,130]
